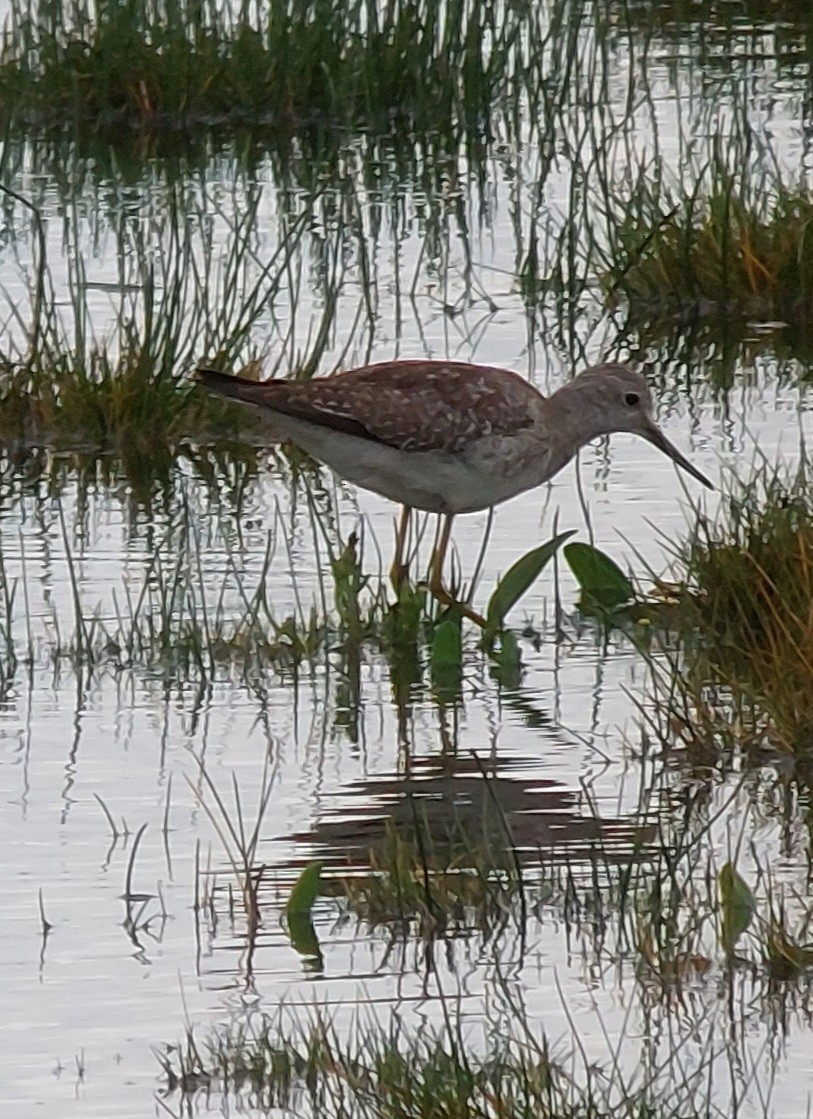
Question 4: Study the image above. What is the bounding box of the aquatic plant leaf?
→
[286,861,323,917]
[563,542,635,612]
[486,531,576,633]
[431,619,463,670]
[719,862,756,957]
[489,629,522,689]
[286,912,323,965]
[431,619,464,701]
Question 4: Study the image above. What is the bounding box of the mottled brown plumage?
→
[195,360,536,454]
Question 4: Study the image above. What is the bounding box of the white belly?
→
[268,415,555,514]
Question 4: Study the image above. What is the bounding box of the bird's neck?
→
[546,378,612,455]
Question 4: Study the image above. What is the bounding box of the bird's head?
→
[570,363,713,489]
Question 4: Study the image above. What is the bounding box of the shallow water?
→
[2,3,813,1116]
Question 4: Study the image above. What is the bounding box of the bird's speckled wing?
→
[195,361,539,454]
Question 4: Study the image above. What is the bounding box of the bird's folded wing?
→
[196,361,536,454]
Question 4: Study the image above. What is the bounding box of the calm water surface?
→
[1,5,813,1115]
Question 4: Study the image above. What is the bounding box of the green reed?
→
[0,0,583,146]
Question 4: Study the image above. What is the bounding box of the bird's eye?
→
[624,392,640,407]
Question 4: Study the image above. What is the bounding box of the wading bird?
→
[195,360,712,621]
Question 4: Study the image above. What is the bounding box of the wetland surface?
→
[1,1,813,1115]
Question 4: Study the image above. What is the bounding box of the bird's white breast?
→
[271,416,556,514]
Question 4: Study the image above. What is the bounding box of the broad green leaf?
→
[563,542,635,612]
[431,618,464,700]
[489,629,522,689]
[486,531,576,633]
[719,862,756,957]
[431,618,462,670]
[285,861,323,917]
[286,911,323,965]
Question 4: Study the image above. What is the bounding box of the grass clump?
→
[0,354,266,460]
[761,899,813,983]
[601,180,813,355]
[0,341,277,507]
[682,466,813,752]
[158,1006,730,1118]
[0,176,322,494]
[160,1015,560,1116]
[0,0,560,141]
[330,815,523,942]
[649,466,813,787]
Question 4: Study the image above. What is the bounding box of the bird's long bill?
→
[641,420,714,489]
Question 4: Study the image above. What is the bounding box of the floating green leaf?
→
[719,862,756,958]
[286,861,323,917]
[563,542,634,612]
[485,531,576,634]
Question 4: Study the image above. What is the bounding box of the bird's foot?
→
[426,578,486,628]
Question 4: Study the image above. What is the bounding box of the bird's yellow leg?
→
[389,505,412,596]
[427,515,486,627]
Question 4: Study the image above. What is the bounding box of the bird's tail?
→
[194,367,270,407]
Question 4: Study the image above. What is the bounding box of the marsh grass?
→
[0,171,367,498]
[55,519,330,676]
[159,1013,565,1117]
[0,0,578,143]
[0,351,266,463]
[760,893,813,983]
[329,815,706,963]
[650,466,813,777]
[328,811,523,942]
[186,751,276,980]
[158,993,762,1119]
[615,0,813,31]
[600,176,813,358]
[0,481,489,687]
